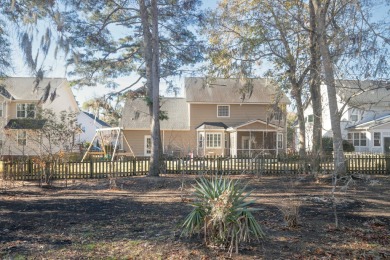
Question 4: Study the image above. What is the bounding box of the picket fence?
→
[1,154,389,181]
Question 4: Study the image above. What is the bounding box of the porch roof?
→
[196,122,228,130]
[227,119,283,132]
[5,119,47,130]
[347,114,390,130]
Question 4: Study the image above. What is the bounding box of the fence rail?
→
[1,154,390,181]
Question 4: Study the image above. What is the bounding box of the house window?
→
[0,103,3,117]
[17,131,27,146]
[347,132,367,147]
[0,135,2,149]
[17,103,36,118]
[273,111,283,121]
[349,109,359,122]
[277,133,283,149]
[374,132,381,147]
[198,132,204,148]
[217,105,230,117]
[307,114,314,123]
[144,135,151,156]
[206,133,221,148]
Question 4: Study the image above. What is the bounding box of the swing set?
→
[81,127,134,162]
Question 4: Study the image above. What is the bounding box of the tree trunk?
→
[309,0,322,174]
[313,0,346,175]
[149,0,162,176]
[139,0,161,177]
[292,84,306,157]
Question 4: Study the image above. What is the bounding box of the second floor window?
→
[217,105,230,117]
[17,104,36,118]
[0,103,3,117]
[349,109,360,122]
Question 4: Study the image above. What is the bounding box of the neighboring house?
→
[301,80,390,153]
[0,77,79,157]
[120,77,290,157]
[77,111,111,144]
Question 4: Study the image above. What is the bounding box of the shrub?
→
[181,177,264,254]
[322,137,355,153]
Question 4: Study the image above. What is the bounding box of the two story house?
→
[302,80,390,153]
[76,111,111,145]
[0,77,79,157]
[120,77,290,157]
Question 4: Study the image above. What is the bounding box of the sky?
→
[8,1,218,107]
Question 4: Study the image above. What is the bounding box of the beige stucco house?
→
[0,77,79,157]
[120,77,290,157]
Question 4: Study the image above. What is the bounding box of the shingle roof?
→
[196,122,228,130]
[120,98,189,130]
[185,77,290,104]
[0,77,67,101]
[336,80,390,107]
[82,111,111,127]
[4,119,47,129]
[347,114,390,130]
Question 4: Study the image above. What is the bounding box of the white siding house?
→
[77,111,111,144]
[300,80,390,153]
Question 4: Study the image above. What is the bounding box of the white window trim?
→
[217,105,230,118]
[349,109,360,122]
[198,132,204,148]
[144,135,151,156]
[206,133,222,148]
[373,132,381,147]
[348,132,367,147]
[16,103,36,119]
[17,131,27,146]
[277,133,283,149]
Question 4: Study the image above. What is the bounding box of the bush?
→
[322,137,355,153]
[181,177,265,254]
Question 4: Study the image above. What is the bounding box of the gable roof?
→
[228,119,283,131]
[185,77,290,104]
[0,77,67,101]
[336,80,390,107]
[120,97,189,130]
[82,111,111,127]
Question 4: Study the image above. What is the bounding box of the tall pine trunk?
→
[313,0,346,175]
[140,0,162,177]
[149,0,162,176]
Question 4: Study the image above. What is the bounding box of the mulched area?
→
[1,174,389,259]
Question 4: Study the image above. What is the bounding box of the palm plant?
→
[182,176,265,254]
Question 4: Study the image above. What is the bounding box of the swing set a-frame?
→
[81,127,134,162]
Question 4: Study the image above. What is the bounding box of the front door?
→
[384,137,390,153]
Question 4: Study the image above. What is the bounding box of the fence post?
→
[90,160,94,178]
[132,158,136,176]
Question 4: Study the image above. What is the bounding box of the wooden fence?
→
[1,154,389,181]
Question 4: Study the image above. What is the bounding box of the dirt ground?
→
[1,173,389,259]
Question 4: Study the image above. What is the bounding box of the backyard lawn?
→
[1,174,389,259]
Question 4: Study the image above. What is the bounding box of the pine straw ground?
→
[0,174,389,259]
